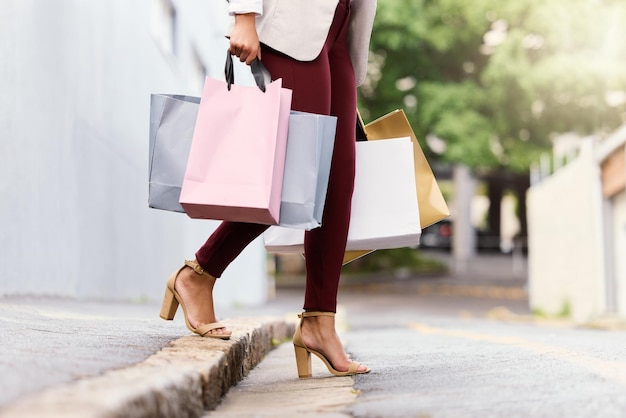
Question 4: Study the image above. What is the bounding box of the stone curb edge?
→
[0,316,295,418]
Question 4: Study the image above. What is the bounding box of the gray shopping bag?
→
[278,111,337,230]
[148,94,200,212]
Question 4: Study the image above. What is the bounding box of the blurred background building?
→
[0,0,271,307]
[528,128,626,321]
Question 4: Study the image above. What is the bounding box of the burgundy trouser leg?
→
[195,0,355,313]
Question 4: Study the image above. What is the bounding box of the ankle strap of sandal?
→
[184,260,214,279]
[298,311,335,318]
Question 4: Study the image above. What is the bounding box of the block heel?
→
[159,286,179,320]
[294,344,312,378]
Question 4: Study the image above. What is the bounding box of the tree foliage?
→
[358,0,626,172]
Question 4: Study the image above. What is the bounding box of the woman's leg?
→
[301,0,367,374]
[171,222,266,338]
[171,221,268,337]
[303,0,356,314]
[195,222,269,278]
[264,0,367,373]
[261,0,355,315]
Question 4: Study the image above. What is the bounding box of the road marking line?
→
[410,322,626,385]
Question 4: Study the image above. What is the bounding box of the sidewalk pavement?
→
[203,339,360,418]
[0,252,531,418]
[0,296,299,418]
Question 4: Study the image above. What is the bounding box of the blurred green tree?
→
[359,0,626,172]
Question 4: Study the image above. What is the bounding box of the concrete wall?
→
[0,0,269,307]
[527,141,607,322]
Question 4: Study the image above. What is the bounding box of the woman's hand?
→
[229,13,261,65]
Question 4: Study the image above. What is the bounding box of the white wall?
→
[610,191,626,316]
[527,141,606,322]
[595,126,626,317]
[0,0,269,307]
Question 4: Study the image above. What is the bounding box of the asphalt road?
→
[208,281,626,418]
[341,291,626,418]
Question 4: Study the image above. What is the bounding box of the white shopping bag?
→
[264,137,421,252]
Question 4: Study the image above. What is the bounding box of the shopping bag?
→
[147,94,334,227]
[264,137,421,252]
[340,109,450,264]
[278,111,337,230]
[363,109,450,228]
[180,54,293,224]
[341,113,375,263]
[148,94,200,213]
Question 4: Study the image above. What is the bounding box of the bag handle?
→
[356,109,368,142]
[225,49,268,92]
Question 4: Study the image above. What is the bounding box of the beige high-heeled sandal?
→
[293,311,370,378]
[159,260,231,340]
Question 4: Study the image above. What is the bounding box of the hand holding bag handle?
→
[225,49,269,92]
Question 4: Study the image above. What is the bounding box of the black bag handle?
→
[356,109,368,141]
[225,49,267,92]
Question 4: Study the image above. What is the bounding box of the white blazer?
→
[228,0,376,86]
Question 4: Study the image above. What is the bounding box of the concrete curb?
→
[0,317,295,418]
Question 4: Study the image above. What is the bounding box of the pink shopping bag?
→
[180,55,293,224]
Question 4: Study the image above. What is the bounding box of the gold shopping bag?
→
[342,109,450,264]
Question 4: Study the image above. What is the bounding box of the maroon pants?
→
[196,0,355,313]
